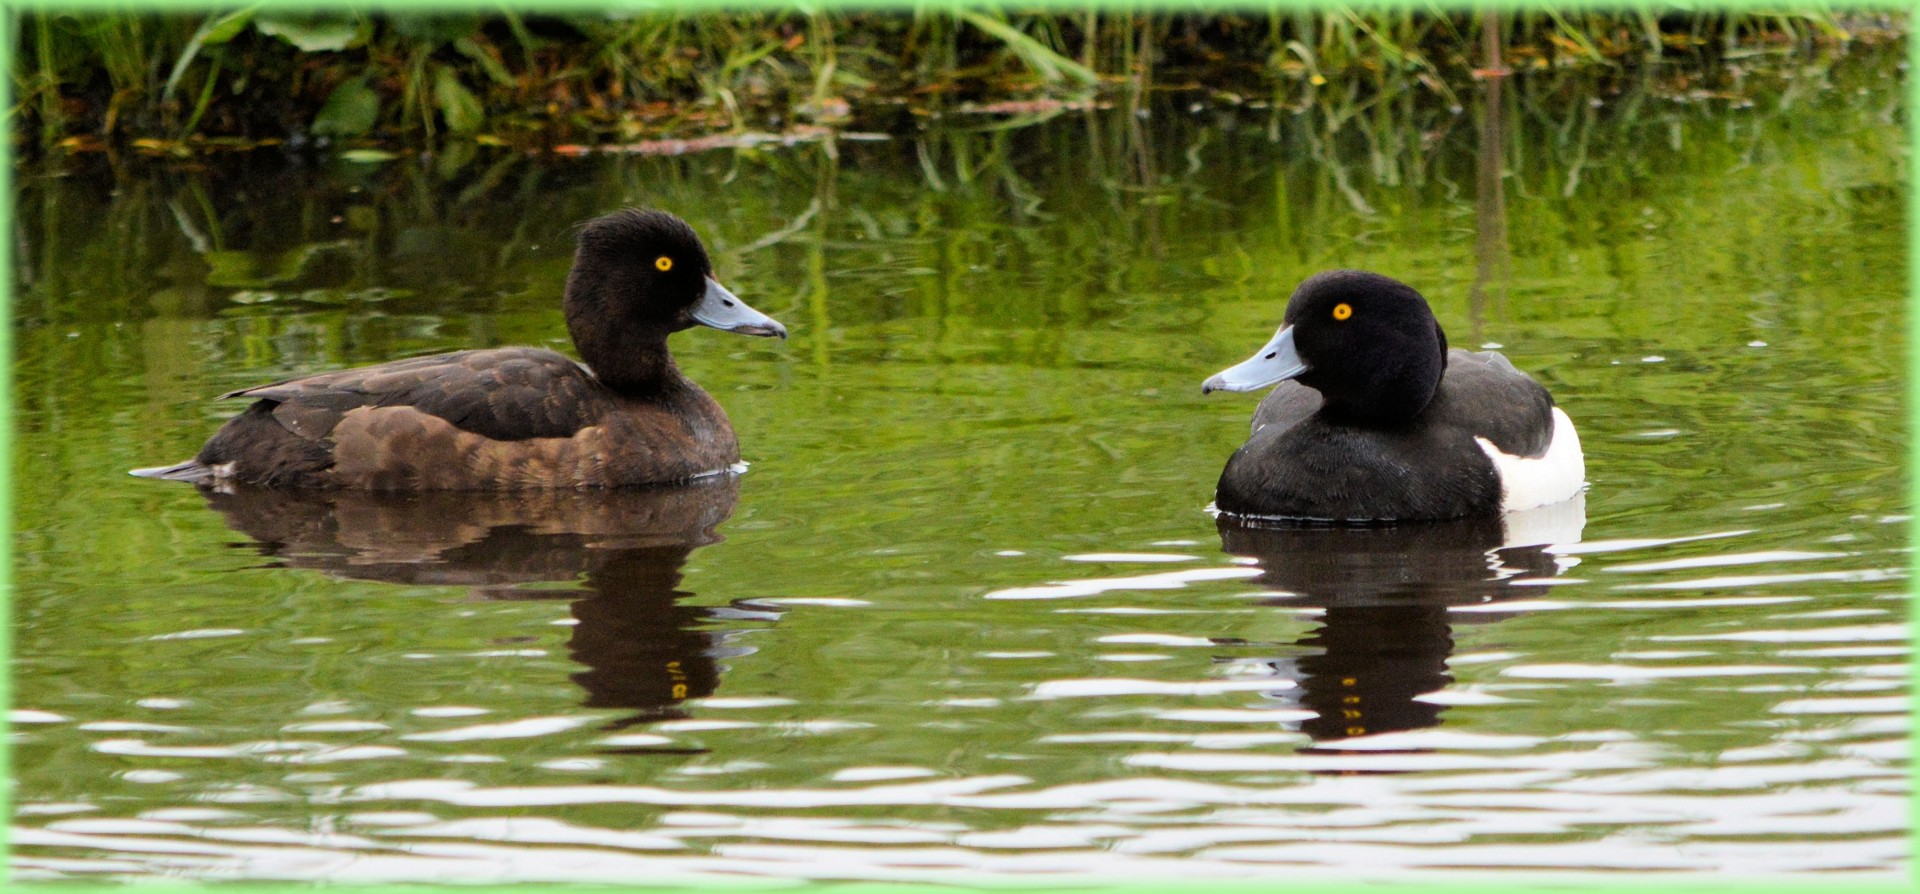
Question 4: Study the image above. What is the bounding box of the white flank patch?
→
[1476,406,1585,513]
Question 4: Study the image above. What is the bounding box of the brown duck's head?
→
[566,209,787,345]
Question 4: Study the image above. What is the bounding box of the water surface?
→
[11,50,1908,882]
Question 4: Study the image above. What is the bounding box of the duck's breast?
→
[1217,416,1503,522]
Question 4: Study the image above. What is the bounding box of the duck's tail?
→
[130,460,214,484]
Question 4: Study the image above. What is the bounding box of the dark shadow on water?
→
[1216,498,1584,758]
[199,476,777,734]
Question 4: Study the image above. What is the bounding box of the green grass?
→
[9,6,1896,152]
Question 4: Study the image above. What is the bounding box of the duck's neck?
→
[590,338,686,395]
[567,303,685,396]
[1319,378,1438,426]
[1315,346,1446,426]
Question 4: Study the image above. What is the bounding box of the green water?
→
[11,50,1907,881]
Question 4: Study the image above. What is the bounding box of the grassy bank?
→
[10,6,1896,155]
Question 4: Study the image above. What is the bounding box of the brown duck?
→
[133,209,786,490]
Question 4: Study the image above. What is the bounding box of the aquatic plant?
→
[10,6,1892,153]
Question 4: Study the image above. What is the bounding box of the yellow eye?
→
[654,256,674,272]
[1332,302,1353,321]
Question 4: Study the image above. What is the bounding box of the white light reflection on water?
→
[17,507,1906,882]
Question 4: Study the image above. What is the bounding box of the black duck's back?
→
[1427,349,1557,459]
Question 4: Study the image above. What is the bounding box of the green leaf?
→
[312,78,380,137]
[163,6,261,103]
[453,37,515,87]
[433,69,484,135]
[199,6,259,46]
[203,241,354,289]
[390,14,480,44]
[338,148,399,163]
[433,139,478,181]
[254,12,363,52]
[959,11,1099,87]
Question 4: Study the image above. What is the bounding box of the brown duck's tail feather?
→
[130,460,214,484]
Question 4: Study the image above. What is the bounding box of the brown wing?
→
[224,348,607,443]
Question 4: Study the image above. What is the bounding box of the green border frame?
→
[0,1,1911,891]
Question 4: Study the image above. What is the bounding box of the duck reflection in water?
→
[199,476,777,733]
[1216,497,1584,752]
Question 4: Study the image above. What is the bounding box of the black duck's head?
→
[567,209,787,343]
[1204,270,1448,423]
